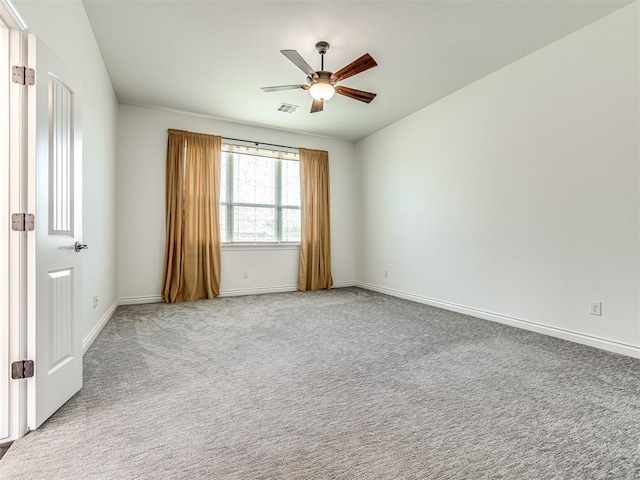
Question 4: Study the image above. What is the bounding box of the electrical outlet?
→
[589,301,602,316]
[92,295,99,309]
[384,270,388,278]
[243,271,248,279]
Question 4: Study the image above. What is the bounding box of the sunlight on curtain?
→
[298,147,333,291]
[162,129,221,302]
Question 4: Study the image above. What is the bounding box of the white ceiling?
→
[83,0,631,142]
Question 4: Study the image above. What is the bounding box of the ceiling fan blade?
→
[261,84,309,92]
[281,50,316,77]
[331,53,377,83]
[310,98,324,113]
[335,86,377,104]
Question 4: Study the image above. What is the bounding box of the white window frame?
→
[220,142,300,246]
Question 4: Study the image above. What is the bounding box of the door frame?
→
[0,0,29,444]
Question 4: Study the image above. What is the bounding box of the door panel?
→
[49,75,73,235]
[28,35,83,429]
[47,268,73,370]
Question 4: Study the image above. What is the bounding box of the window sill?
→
[221,243,300,252]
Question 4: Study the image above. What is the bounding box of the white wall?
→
[14,0,638,360]
[356,4,640,351]
[116,105,357,301]
[14,1,119,344]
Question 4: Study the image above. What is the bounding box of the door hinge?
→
[11,360,34,379]
[11,65,35,86]
[11,213,35,232]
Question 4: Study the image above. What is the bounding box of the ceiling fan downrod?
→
[315,41,330,71]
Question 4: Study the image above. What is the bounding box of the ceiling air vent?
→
[277,103,299,114]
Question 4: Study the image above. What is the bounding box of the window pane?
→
[281,159,300,207]
[233,206,276,242]
[281,208,301,242]
[233,154,275,205]
[220,144,301,243]
[219,205,228,242]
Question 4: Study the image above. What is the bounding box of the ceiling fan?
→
[261,41,378,113]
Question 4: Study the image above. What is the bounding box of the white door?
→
[27,35,83,429]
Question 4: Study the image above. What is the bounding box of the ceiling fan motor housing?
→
[308,71,333,85]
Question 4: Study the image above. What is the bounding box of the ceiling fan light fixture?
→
[309,81,335,101]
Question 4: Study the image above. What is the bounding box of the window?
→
[220,143,300,243]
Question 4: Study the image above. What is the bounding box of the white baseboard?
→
[333,281,356,288]
[82,300,119,354]
[219,280,355,297]
[219,285,298,297]
[118,282,356,303]
[118,295,163,305]
[118,279,356,304]
[356,282,640,359]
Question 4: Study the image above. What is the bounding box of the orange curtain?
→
[162,129,221,303]
[298,148,333,291]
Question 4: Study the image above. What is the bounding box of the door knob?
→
[74,242,88,252]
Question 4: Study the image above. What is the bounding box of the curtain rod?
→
[222,137,298,151]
